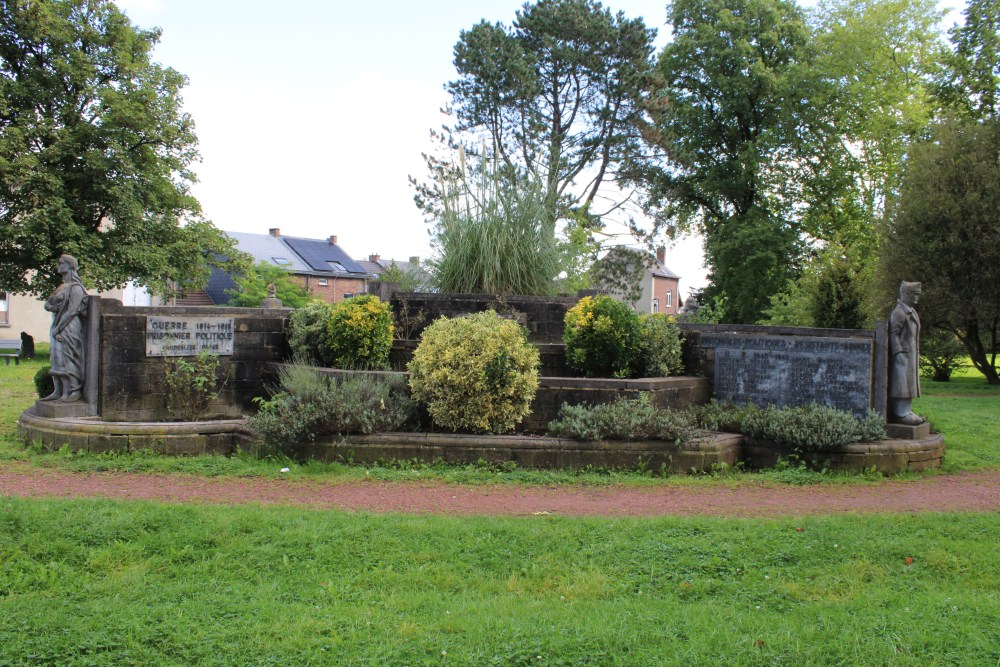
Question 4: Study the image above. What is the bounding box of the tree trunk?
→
[958,321,1000,385]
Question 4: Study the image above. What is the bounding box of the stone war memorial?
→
[18,257,944,474]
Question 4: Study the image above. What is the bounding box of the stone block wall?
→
[99,300,290,421]
[389,293,579,343]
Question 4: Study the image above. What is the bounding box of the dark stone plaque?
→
[701,333,874,416]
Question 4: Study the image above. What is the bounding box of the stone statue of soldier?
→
[888,281,925,425]
[42,254,89,402]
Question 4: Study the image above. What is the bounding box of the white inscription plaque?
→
[146,317,235,357]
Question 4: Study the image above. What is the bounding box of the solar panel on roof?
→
[282,237,367,274]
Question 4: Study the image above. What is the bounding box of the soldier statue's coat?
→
[889,298,921,399]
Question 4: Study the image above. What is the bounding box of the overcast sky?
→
[114,0,963,298]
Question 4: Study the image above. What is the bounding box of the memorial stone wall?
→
[99,300,289,421]
[679,322,889,417]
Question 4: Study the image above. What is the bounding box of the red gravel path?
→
[1,463,998,517]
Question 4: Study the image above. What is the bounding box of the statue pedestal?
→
[32,401,95,419]
[886,421,931,440]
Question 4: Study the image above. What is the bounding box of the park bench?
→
[0,338,22,365]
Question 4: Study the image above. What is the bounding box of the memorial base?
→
[885,421,931,440]
[32,401,96,419]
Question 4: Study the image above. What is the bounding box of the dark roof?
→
[205,266,237,305]
[281,236,369,275]
[226,231,310,273]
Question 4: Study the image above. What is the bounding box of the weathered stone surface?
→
[886,422,931,440]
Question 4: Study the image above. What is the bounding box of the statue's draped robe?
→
[889,299,921,399]
[44,281,88,396]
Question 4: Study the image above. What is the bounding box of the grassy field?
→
[2,352,997,485]
[0,497,997,666]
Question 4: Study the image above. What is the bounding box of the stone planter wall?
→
[740,434,946,474]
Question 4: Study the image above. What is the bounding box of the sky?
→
[113,0,965,299]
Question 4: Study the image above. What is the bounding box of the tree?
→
[414,0,656,233]
[633,0,815,323]
[882,117,1000,384]
[938,0,1000,120]
[0,0,246,297]
[226,262,309,309]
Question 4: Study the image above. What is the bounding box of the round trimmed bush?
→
[408,311,539,433]
[563,295,642,378]
[287,300,334,365]
[34,365,54,398]
[638,313,683,377]
[323,295,394,370]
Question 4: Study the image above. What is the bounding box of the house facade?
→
[595,246,681,316]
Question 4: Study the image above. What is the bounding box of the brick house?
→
[595,246,681,315]
[177,229,373,306]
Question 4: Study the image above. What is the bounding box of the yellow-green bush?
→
[323,295,394,370]
[408,311,539,433]
[563,295,642,378]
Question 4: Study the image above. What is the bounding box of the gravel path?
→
[1,463,998,517]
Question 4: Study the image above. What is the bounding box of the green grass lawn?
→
[2,352,998,484]
[0,498,997,666]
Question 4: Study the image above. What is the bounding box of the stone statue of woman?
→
[41,254,89,402]
[888,280,924,425]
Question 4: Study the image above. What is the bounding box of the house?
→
[594,246,681,315]
[1,283,158,344]
[356,254,432,292]
[175,229,374,306]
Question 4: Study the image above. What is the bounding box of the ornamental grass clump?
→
[323,295,393,370]
[563,295,642,378]
[408,311,539,433]
[547,394,697,445]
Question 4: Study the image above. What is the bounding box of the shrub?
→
[741,403,887,451]
[287,300,334,366]
[920,328,965,382]
[547,394,697,445]
[323,295,394,370]
[34,365,54,398]
[248,364,415,452]
[408,311,539,433]
[163,351,223,421]
[563,295,642,378]
[637,313,683,377]
[688,400,757,433]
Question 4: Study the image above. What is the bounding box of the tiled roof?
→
[225,231,311,273]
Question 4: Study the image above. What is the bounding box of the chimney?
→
[656,246,666,264]
[369,254,380,263]
[269,228,280,237]
[329,235,338,245]
[408,256,420,266]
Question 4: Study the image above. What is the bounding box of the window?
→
[272,257,291,265]
[317,279,329,287]
[0,292,7,325]
[343,293,355,299]
[652,298,659,313]
[328,261,346,272]
[666,290,672,308]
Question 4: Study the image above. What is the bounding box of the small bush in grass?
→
[287,300,334,366]
[249,364,415,452]
[920,328,965,382]
[323,295,394,370]
[408,311,539,433]
[563,295,642,378]
[548,394,697,445]
[34,365,54,398]
[637,313,683,376]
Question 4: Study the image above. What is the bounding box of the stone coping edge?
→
[17,408,253,437]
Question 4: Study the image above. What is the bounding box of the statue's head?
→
[57,254,79,274]
[899,280,922,306]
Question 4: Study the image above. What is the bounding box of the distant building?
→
[176,228,373,306]
[356,254,432,292]
[594,246,681,315]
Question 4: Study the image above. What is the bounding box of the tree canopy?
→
[882,116,1000,384]
[226,262,309,309]
[414,0,656,233]
[0,0,246,297]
